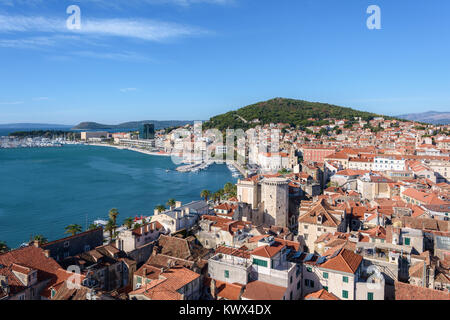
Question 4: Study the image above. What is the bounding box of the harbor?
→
[0,136,82,149]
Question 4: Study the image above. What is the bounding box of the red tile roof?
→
[319,248,363,274]
[241,280,287,300]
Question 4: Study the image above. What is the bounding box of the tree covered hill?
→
[72,120,195,130]
[204,98,392,131]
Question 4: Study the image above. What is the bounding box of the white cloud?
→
[120,87,138,93]
[73,50,151,61]
[0,101,24,105]
[0,14,208,41]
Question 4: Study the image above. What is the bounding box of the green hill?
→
[204,98,391,131]
[72,120,195,130]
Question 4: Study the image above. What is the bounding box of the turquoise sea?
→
[0,145,236,248]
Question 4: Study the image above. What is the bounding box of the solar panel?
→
[304,253,314,262]
[316,256,327,265]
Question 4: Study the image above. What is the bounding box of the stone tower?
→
[261,177,289,228]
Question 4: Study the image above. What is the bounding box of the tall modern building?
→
[139,123,155,140]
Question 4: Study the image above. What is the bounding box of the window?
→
[323,272,328,279]
[136,277,142,284]
[306,267,312,272]
[64,241,70,248]
[404,237,411,246]
[323,286,328,291]
[253,258,268,268]
[224,270,229,278]
[342,290,348,299]
[297,281,300,290]
[305,279,314,288]
[304,225,308,230]
[84,245,90,252]
[368,292,374,300]
[343,276,348,283]
[296,265,301,277]
[290,276,293,284]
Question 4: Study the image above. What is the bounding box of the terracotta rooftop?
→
[241,280,287,300]
[394,281,450,300]
[304,289,340,300]
[319,248,363,274]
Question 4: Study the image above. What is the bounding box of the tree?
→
[166,198,176,210]
[155,205,166,213]
[88,224,99,231]
[213,192,221,204]
[109,208,119,225]
[0,241,9,253]
[33,235,48,245]
[104,219,117,243]
[224,182,234,195]
[65,224,82,236]
[200,189,211,202]
[124,217,134,229]
[133,222,142,229]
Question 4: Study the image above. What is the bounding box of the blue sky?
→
[0,0,449,124]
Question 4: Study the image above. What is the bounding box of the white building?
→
[373,156,406,172]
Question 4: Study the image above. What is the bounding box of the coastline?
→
[86,143,172,157]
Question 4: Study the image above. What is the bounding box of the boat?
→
[166,169,170,172]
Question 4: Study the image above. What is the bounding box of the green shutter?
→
[323,286,328,291]
[253,258,268,267]
[307,267,312,272]
[368,292,374,300]
[136,276,142,284]
[224,270,229,278]
[342,290,348,299]
[323,272,328,279]
[343,276,348,283]
[404,237,410,246]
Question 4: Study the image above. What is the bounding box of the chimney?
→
[44,250,51,258]
[154,208,159,215]
[210,279,217,299]
[33,240,40,248]
[143,268,147,276]
[175,201,182,208]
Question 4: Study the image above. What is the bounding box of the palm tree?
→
[213,192,221,204]
[124,217,134,229]
[200,189,211,202]
[217,189,225,201]
[0,241,9,254]
[65,224,82,236]
[109,208,119,225]
[155,205,166,213]
[33,235,48,245]
[166,198,176,210]
[88,224,99,231]
[224,182,234,195]
[104,219,117,243]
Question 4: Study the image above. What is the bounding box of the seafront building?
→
[1,116,449,301]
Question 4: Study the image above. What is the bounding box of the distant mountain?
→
[397,111,450,125]
[0,123,72,129]
[204,97,393,131]
[72,120,196,130]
